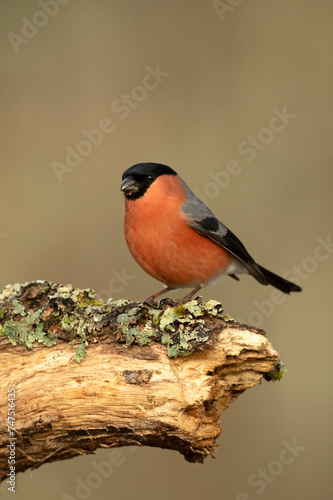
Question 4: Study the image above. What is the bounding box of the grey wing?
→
[180,179,268,285]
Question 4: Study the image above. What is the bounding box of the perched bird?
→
[121,163,301,304]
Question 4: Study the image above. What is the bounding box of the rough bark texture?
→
[0,281,281,481]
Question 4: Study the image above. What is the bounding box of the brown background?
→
[0,1,332,499]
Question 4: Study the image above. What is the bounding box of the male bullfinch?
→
[121,163,301,304]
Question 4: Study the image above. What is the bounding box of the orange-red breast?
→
[121,163,301,303]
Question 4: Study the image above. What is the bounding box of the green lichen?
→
[152,299,224,334]
[126,307,139,317]
[203,300,224,315]
[166,344,180,357]
[265,362,287,382]
[12,299,26,316]
[125,327,142,347]
[0,281,229,363]
[77,290,104,308]
[56,285,104,308]
[161,326,210,357]
[161,333,172,345]
[74,343,87,363]
[1,308,56,348]
[118,313,130,324]
[109,298,132,307]
[56,285,74,299]
[0,283,23,301]
[61,314,78,332]
[173,304,187,315]
[135,321,154,346]
[116,309,143,347]
[179,328,208,350]
[31,324,57,347]
[148,308,162,325]
[222,314,234,321]
[115,300,218,354]
[183,301,204,317]
[77,318,89,339]
[70,318,91,363]
[159,307,185,331]
[93,314,104,323]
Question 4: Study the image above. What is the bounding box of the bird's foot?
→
[177,285,203,304]
[142,286,173,307]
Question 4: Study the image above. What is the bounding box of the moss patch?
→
[264,362,287,382]
[0,281,230,363]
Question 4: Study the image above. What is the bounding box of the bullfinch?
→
[121,163,301,304]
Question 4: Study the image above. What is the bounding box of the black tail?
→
[257,265,302,294]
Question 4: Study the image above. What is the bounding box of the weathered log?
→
[0,281,281,481]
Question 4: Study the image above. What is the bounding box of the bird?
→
[120,162,301,304]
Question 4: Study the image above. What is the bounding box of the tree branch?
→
[0,281,281,480]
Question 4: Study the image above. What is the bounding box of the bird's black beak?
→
[121,176,139,195]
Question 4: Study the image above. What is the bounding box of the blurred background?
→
[0,1,332,499]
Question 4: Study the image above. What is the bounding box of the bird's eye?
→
[147,175,155,182]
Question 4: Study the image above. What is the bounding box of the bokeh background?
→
[1,1,332,499]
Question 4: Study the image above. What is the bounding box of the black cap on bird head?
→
[121,162,177,200]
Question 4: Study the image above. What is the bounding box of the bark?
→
[0,281,281,480]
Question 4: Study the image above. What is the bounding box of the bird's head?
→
[121,163,177,200]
